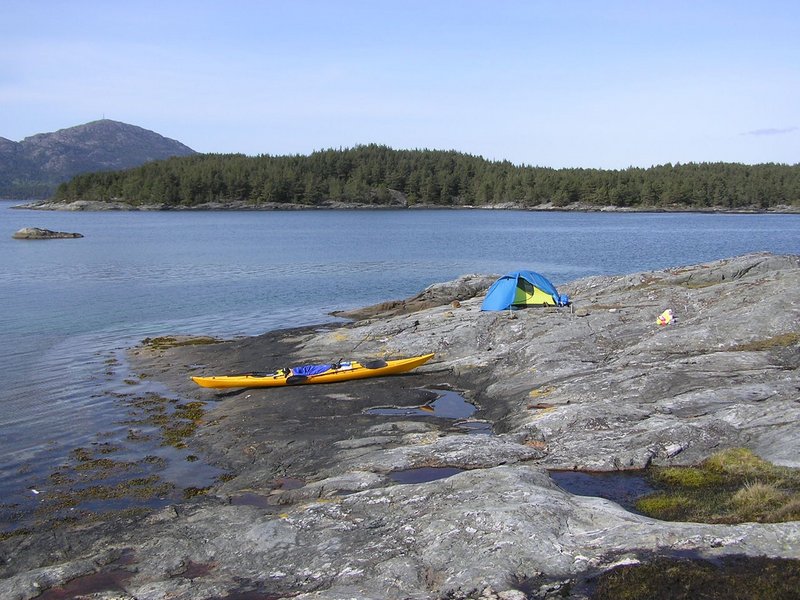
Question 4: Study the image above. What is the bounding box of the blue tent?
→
[481,270,569,311]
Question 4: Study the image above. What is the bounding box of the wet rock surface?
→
[1,252,799,599]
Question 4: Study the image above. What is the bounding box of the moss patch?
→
[635,494,697,521]
[592,555,800,600]
[729,332,800,352]
[678,279,721,289]
[636,448,800,523]
[651,466,724,488]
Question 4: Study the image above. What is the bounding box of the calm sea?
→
[1,200,798,525]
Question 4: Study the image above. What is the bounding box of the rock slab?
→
[1,252,798,600]
[12,227,83,239]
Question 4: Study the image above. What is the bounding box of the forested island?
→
[53,145,800,210]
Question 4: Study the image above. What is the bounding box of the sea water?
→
[1,200,798,521]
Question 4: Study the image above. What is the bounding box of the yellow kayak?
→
[191,353,435,389]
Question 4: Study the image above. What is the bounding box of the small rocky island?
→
[12,227,83,239]
[1,253,798,599]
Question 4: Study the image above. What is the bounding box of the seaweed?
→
[141,335,219,350]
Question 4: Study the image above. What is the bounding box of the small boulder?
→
[12,227,83,240]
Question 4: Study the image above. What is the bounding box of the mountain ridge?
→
[0,119,196,199]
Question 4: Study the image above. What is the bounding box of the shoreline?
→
[8,198,800,214]
[2,253,799,599]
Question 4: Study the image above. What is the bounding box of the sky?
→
[1,1,798,169]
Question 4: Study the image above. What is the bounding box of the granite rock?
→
[12,227,83,239]
[2,252,799,599]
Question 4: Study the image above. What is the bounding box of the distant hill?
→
[0,119,196,199]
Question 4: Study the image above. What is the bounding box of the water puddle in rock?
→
[230,492,274,508]
[454,420,494,434]
[388,466,464,484]
[364,388,491,434]
[230,477,305,508]
[367,390,485,485]
[179,560,216,579]
[36,569,134,600]
[548,469,655,512]
[366,389,475,418]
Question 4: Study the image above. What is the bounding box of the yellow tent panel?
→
[513,279,558,306]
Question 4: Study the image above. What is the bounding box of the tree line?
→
[53,145,800,209]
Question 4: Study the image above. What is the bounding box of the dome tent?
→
[481,270,569,311]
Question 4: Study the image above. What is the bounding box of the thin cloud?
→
[743,127,798,136]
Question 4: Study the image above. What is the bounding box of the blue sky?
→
[1,1,798,168]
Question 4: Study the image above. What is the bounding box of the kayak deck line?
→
[191,353,435,389]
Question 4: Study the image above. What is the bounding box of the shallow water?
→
[389,467,465,484]
[548,470,657,512]
[364,389,477,419]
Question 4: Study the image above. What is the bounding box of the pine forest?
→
[54,145,800,210]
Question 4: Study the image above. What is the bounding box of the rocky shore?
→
[11,227,83,239]
[1,253,799,599]
[12,198,800,213]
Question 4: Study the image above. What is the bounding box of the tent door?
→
[513,279,555,306]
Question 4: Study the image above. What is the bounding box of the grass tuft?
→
[730,481,790,521]
[636,448,800,524]
[651,466,723,488]
[702,447,779,478]
[635,495,696,521]
[729,332,800,352]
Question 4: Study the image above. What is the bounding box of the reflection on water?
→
[364,389,476,418]
[364,388,492,434]
[548,469,656,512]
[389,467,464,484]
